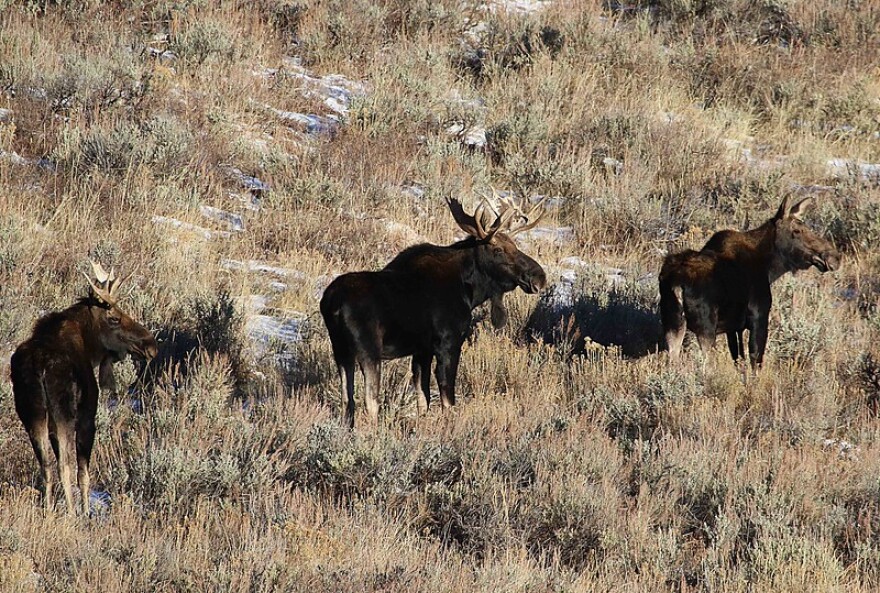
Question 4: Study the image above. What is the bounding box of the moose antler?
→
[446,196,515,241]
[490,187,547,237]
[83,260,129,306]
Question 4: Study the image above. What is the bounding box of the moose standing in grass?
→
[660,196,840,367]
[321,195,547,428]
[11,262,158,514]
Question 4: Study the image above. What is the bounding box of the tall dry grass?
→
[1,0,879,590]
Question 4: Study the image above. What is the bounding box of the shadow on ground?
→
[524,288,663,359]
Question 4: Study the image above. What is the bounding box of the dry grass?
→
[1,0,880,590]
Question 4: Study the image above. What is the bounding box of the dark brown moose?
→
[11,262,158,514]
[659,196,840,367]
[320,195,547,428]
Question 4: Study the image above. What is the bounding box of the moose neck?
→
[75,300,119,367]
[746,222,788,283]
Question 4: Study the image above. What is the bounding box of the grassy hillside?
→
[1,0,879,590]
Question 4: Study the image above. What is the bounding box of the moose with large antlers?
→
[660,196,840,367]
[321,194,547,428]
[11,262,158,514]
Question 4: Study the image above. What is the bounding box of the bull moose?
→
[320,195,547,428]
[11,262,158,514]
[659,196,840,367]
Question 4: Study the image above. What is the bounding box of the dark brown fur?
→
[320,201,546,428]
[659,197,840,366]
[11,286,157,514]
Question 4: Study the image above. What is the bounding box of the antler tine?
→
[90,260,111,286]
[507,195,548,237]
[82,271,117,306]
[109,271,133,297]
[446,196,487,240]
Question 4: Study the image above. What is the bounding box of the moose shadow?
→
[524,285,663,359]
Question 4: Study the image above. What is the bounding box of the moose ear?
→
[774,196,792,221]
[788,197,813,220]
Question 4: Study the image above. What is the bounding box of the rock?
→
[0,108,12,123]
[200,205,245,232]
[225,167,271,194]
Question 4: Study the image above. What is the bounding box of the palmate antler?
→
[83,260,128,306]
[490,187,547,237]
[447,188,548,240]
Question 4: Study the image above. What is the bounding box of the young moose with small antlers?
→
[321,194,547,428]
[660,196,840,367]
[11,262,158,514]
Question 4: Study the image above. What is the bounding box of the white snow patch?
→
[225,167,271,193]
[260,102,340,136]
[200,205,245,232]
[822,438,860,461]
[826,158,880,181]
[151,216,231,240]
[445,122,487,148]
[0,108,12,123]
[486,0,550,14]
[246,312,308,351]
[221,259,308,281]
[520,226,575,245]
[147,47,177,62]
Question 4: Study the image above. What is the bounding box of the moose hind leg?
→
[25,416,55,511]
[76,389,99,516]
[337,360,356,429]
[361,358,381,425]
[55,422,77,514]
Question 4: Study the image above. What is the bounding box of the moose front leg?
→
[726,331,744,361]
[411,354,433,413]
[748,316,769,369]
[434,344,462,409]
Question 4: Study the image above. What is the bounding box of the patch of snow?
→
[791,183,836,195]
[225,167,271,194]
[546,257,651,308]
[822,438,860,461]
[147,47,177,62]
[602,156,623,175]
[0,150,31,166]
[200,205,245,232]
[521,226,575,245]
[401,183,426,200]
[446,122,487,148]
[827,158,880,181]
[261,102,340,136]
[528,194,566,210]
[229,191,262,211]
[246,311,308,352]
[240,294,271,314]
[486,0,550,14]
[0,108,12,123]
[89,489,112,517]
[221,259,308,281]
[151,215,231,240]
